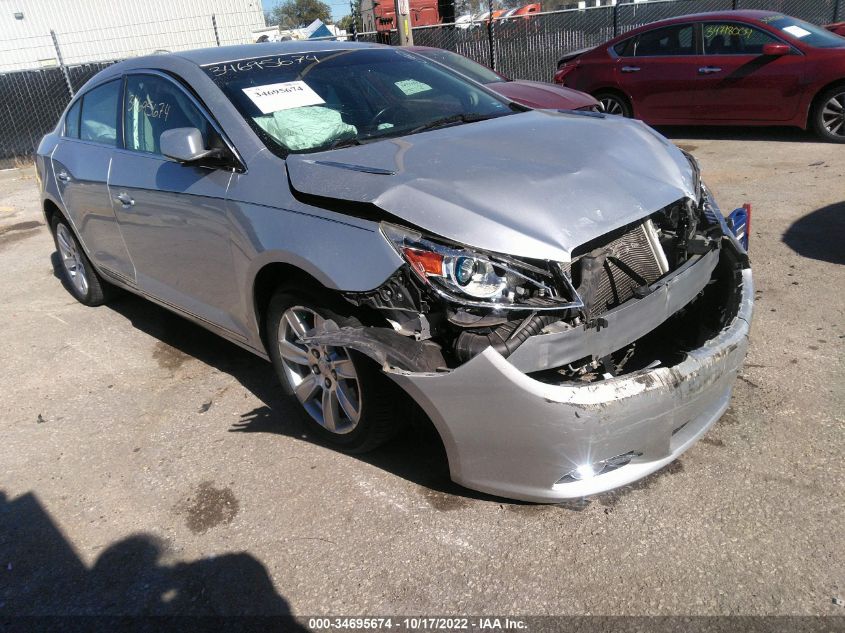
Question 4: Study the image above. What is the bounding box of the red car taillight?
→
[554,63,578,85]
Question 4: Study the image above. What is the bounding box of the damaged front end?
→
[304,176,752,501]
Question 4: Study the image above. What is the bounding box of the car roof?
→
[117,40,387,71]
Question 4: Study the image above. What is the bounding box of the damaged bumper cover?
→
[383,266,752,503]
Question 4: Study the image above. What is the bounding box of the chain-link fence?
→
[2,0,843,162]
[360,0,843,82]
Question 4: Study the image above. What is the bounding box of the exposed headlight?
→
[380,222,581,310]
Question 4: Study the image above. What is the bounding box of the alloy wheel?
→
[277,306,362,435]
[821,91,845,138]
[56,223,89,297]
[599,96,625,116]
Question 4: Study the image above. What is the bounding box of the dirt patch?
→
[0,221,43,249]
[178,481,239,534]
[152,341,190,371]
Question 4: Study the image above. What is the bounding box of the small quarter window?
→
[79,80,120,145]
[614,38,634,57]
[64,100,81,138]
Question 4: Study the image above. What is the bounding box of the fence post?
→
[834,0,841,22]
[731,0,738,10]
[211,14,221,46]
[613,3,618,37]
[50,30,74,99]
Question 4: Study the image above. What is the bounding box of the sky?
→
[261,0,352,24]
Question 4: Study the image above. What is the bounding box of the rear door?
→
[51,79,136,283]
[696,21,805,121]
[615,23,700,121]
[108,72,246,339]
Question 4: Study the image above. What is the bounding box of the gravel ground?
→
[0,126,843,618]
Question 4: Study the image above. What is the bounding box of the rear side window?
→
[80,80,121,145]
[123,74,213,155]
[64,100,81,138]
[635,24,695,56]
[703,22,780,55]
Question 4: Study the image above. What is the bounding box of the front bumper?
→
[389,267,753,503]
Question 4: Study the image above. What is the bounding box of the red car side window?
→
[702,22,780,55]
[634,24,695,57]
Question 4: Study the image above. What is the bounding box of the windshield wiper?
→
[408,113,500,135]
[326,136,363,150]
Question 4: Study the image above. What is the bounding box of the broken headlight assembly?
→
[380,222,582,311]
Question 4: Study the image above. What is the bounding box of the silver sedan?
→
[36,41,752,502]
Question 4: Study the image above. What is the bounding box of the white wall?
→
[0,0,266,71]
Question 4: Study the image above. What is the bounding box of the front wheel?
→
[811,85,845,143]
[594,91,632,118]
[266,290,399,453]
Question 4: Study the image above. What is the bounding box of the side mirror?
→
[160,127,218,163]
[762,43,790,56]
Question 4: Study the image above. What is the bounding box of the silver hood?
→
[286,110,696,262]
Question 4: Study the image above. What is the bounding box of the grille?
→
[572,221,668,316]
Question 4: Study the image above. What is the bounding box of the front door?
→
[696,21,805,122]
[108,73,246,340]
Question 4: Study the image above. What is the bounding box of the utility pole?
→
[394,0,414,46]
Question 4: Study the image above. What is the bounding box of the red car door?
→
[695,21,805,121]
[614,22,701,121]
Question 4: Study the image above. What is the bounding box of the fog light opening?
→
[557,451,642,485]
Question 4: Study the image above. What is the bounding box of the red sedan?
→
[554,11,845,142]
[826,22,845,37]
[410,46,600,111]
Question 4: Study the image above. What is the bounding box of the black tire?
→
[811,84,845,143]
[50,216,109,306]
[266,288,399,453]
[594,90,633,118]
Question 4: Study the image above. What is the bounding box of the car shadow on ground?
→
[782,201,845,265]
[657,125,822,144]
[0,489,305,624]
[50,253,501,505]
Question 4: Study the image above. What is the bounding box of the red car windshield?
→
[761,14,845,48]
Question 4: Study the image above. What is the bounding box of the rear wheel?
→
[594,91,632,118]
[812,84,845,143]
[51,216,109,306]
[266,289,398,453]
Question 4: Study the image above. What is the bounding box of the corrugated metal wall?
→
[0,0,266,71]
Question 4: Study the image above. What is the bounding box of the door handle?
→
[56,171,70,182]
[698,66,722,74]
[621,66,641,73]
[114,193,135,207]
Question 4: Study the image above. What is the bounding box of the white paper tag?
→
[782,25,811,38]
[242,81,325,114]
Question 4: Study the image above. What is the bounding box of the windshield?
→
[203,48,514,156]
[760,14,845,48]
[413,48,506,85]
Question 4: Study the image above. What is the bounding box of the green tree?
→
[268,0,332,28]
[337,0,362,34]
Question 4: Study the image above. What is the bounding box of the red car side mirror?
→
[762,43,791,56]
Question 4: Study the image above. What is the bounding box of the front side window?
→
[703,22,780,55]
[64,99,81,138]
[124,74,212,155]
[203,48,514,157]
[80,80,120,145]
[635,24,695,56]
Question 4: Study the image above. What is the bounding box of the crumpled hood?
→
[287,110,696,262]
